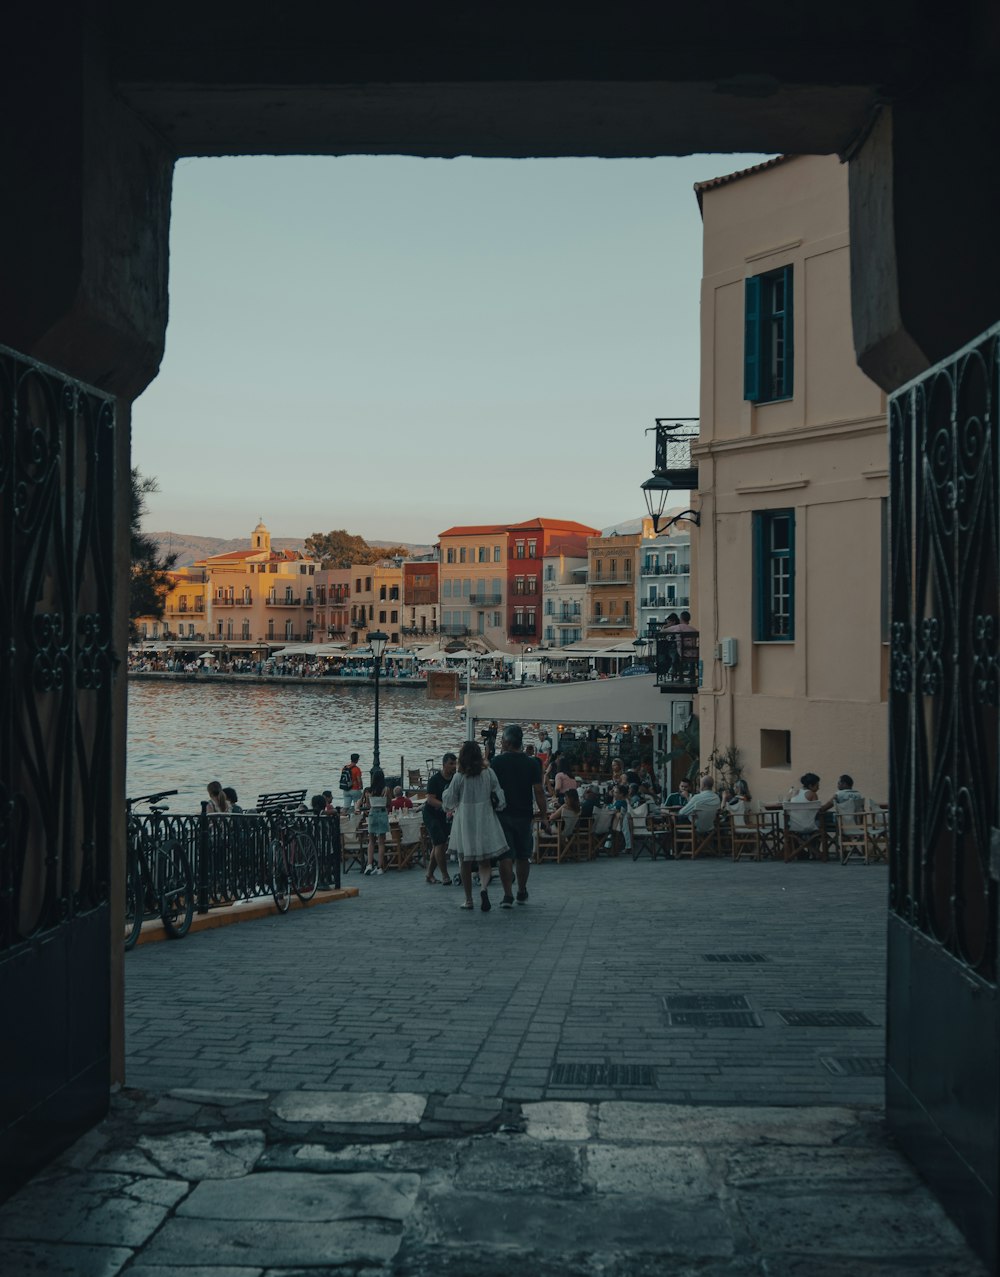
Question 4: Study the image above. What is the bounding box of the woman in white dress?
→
[445,740,508,912]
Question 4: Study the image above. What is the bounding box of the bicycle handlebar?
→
[126,789,179,808]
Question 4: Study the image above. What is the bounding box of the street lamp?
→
[368,629,389,773]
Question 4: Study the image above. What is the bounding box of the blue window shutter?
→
[744,275,761,402]
[782,264,794,398]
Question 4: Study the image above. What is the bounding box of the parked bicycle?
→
[125,790,195,948]
[270,813,319,913]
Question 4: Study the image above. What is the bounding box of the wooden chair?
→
[728,801,765,861]
[387,813,426,870]
[339,812,366,872]
[589,807,614,857]
[781,801,825,861]
[407,768,424,793]
[673,811,723,859]
[629,805,659,861]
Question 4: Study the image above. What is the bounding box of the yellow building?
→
[348,560,404,646]
[437,525,507,646]
[584,532,640,642]
[693,154,888,799]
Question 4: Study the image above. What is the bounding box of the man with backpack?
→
[338,753,363,813]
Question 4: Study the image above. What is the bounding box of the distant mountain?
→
[150,532,435,568]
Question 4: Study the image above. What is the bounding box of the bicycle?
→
[270,813,319,913]
[125,790,195,948]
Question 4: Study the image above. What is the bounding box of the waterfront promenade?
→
[0,859,984,1274]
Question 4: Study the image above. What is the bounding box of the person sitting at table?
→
[676,775,722,831]
[790,772,821,803]
[664,779,692,808]
[550,788,581,839]
[609,758,625,789]
[610,784,633,853]
[549,759,579,807]
[389,785,413,811]
[580,786,601,819]
[818,774,865,815]
[637,762,660,797]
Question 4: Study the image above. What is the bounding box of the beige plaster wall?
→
[695,154,888,803]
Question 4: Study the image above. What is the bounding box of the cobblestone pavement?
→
[126,859,888,1105]
[0,1086,985,1275]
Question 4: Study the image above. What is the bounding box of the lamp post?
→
[368,629,389,773]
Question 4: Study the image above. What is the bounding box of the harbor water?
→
[126,679,466,810]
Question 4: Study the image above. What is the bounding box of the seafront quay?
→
[1,859,984,1274]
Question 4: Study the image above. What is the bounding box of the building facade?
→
[505,518,596,650]
[348,560,404,646]
[401,559,439,640]
[541,547,587,648]
[313,569,351,641]
[437,525,508,646]
[639,516,692,636]
[693,154,888,799]
[584,531,641,642]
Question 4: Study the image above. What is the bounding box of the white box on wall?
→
[721,637,738,667]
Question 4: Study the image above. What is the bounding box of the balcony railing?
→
[265,596,302,607]
[553,612,582,624]
[589,575,633,585]
[588,615,632,626]
[510,623,537,637]
[652,418,700,490]
[406,590,437,605]
[167,603,205,615]
[439,623,469,636]
[402,624,437,635]
[640,563,691,576]
[641,595,690,609]
[212,597,248,607]
[653,631,700,692]
[468,593,503,605]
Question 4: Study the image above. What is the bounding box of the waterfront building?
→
[437,525,508,646]
[401,558,439,640]
[313,568,351,641]
[639,516,691,635]
[143,566,207,641]
[348,559,404,646]
[193,519,320,646]
[584,530,641,643]
[692,154,887,798]
[541,545,587,649]
[505,518,596,652]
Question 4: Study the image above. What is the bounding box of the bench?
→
[255,789,308,814]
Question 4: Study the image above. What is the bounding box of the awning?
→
[466,674,684,727]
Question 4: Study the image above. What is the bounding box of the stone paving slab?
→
[0,1087,986,1276]
[124,859,889,1106]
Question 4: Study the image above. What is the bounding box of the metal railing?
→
[641,595,690,609]
[127,809,341,912]
[266,596,303,607]
[653,632,700,690]
[589,575,634,585]
[588,615,632,626]
[640,564,691,576]
[439,623,469,636]
[468,593,503,605]
[510,623,537,636]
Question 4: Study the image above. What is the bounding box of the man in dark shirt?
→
[422,753,457,884]
[491,723,549,908]
[580,786,600,819]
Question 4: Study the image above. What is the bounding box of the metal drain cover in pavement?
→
[820,1056,885,1077]
[550,1064,657,1087]
[663,994,754,1011]
[702,953,769,963]
[778,1010,877,1027]
[662,994,762,1028]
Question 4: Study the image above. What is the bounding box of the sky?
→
[133,153,772,544]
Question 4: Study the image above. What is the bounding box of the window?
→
[527,539,537,558]
[268,619,275,638]
[478,546,488,563]
[545,626,555,641]
[760,728,791,769]
[494,545,502,562]
[285,619,293,639]
[364,577,371,592]
[242,620,250,639]
[464,579,472,598]
[446,548,455,563]
[545,564,555,581]
[745,265,793,402]
[594,601,602,618]
[754,510,795,640]
[368,605,374,620]
[459,547,467,563]
[379,585,386,600]
[545,599,554,615]
[492,611,502,627]
[527,575,537,594]
[226,620,233,639]
[356,578,362,593]
[515,575,525,595]
[390,609,398,623]
[515,541,525,559]
[379,610,386,623]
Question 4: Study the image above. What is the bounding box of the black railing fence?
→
[128,809,341,912]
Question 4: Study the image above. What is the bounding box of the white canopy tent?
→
[466,674,676,728]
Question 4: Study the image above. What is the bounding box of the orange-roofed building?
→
[505,518,598,649]
[193,519,320,647]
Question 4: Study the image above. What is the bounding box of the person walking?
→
[422,752,457,884]
[444,740,508,912]
[339,753,364,813]
[362,767,389,875]
[491,723,549,908]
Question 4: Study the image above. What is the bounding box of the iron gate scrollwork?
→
[888,322,1000,1269]
[0,343,116,947]
[889,325,999,979]
[0,342,116,1196]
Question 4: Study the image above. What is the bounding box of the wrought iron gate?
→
[0,344,116,1196]
[888,323,999,1267]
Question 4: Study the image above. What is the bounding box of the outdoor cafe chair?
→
[629,804,660,861]
[588,807,614,857]
[728,801,765,862]
[863,800,890,863]
[387,813,426,870]
[781,801,826,862]
[339,811,366,873]
[671,809,723,859]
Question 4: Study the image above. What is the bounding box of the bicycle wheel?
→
[156,840,194,939]
[124,851,144,950]
[289,831,319,902]
[270,838,290,913]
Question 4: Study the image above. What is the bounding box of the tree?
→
[130,468,177,638]
[304,529,410,569]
